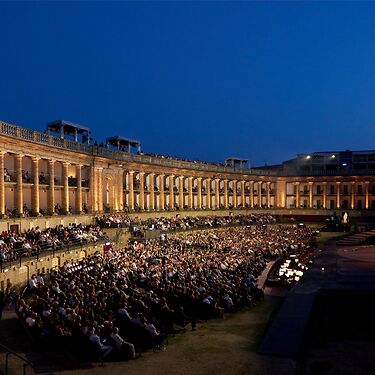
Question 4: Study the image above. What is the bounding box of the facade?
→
[1,119,375,217]
[283,150,375,175]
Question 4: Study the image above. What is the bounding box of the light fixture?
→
[331,155,336,158]
[306,155,311,159]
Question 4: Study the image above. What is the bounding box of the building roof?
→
[225,157,250,163]
[106,135,141,148]
[46,120,91,134]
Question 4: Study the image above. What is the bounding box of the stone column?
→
[62,162,69,213]
[179,176,184,209]
[149,173,155,210]
[258,182,262,208]
[15,154,23,214]
[75,164,82,213]
[89,166,96,213]
[223,179,228,208]
[111,173,118,211]
[232,180,237,208]
[350,182,355,209]
[47,160,55,215]
[322,182,327,209]
[206,178,211,209]
[0,152,4,215]
[250,181,254,208]
[295,182,300,208]
[336,181,341,209]
[215,178,220,209]
[188,177,193,209]
[267,181,271,208]
[309,181,313,208]
[128,171,134,210]
[365,181,369,209]
[118,169,124,211]
[159,174,165,210]
[241,181,245,208]
[139,172,145,210]
[31,157,40,215]
[169,175,174,210]
[276,179,286,208]
[197,177,202,209]
[97,168,103,212]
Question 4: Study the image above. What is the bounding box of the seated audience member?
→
[89,327,113,359]
[110,327,136,359]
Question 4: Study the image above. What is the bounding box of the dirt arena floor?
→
[55,295,294,375]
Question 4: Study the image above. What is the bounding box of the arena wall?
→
[0,244,103,292]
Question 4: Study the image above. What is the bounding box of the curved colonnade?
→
[1,120,375,218]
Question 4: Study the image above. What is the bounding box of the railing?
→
[0,121,277,176]
[4,170,34,183]
[4,120,375,178]
[3,169,17,182]
[0,237,107,272]
[0,343,33,375]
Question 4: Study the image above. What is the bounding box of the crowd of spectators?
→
[0,224,105,265]
[138,151,224,167]
[16,224,315,362]
[96,213,276,233]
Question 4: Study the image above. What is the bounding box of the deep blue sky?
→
[1,2,375,166]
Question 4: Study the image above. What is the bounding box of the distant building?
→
[281,150,375,176]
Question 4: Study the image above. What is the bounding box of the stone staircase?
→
[336,229,375,246]
[0,311,35,375]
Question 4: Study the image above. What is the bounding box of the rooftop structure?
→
[106,136,141,153]
[224,157,251,169]
[46,120,91,144]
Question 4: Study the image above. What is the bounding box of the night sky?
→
[1,2,375,166]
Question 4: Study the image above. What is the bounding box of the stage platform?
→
[259,238,375,358]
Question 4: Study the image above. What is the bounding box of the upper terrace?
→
[3,119,375,177]
[0,120,276,176]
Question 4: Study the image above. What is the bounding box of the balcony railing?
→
[0,120,277,176]
[5,119,375,178]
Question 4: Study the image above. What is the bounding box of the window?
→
[353,155,367,162]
